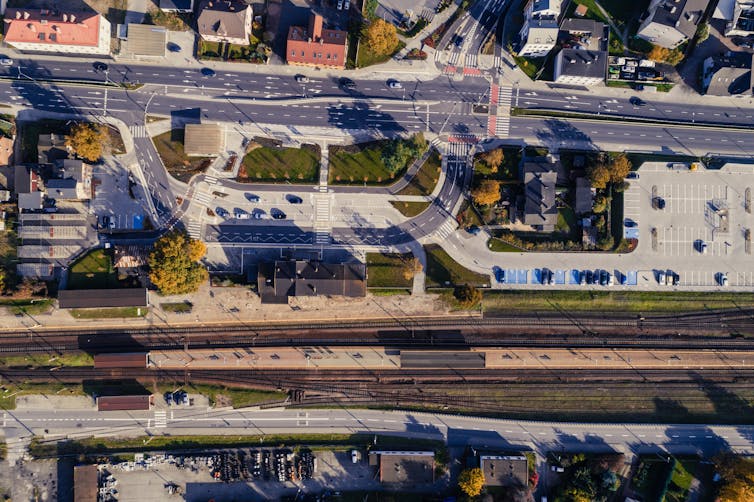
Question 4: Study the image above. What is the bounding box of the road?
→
[9,408,754,457]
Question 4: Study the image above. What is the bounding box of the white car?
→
[388,80,402,89]
[337,0,343,9]
[721,273,729,287]
[0,58,12,67]
[700,241,708,254]
[344,0,350,9]
[235,212,250,220]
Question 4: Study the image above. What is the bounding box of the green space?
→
[238,143,320,183]
[0,352,93,368]
[0,381,86,410]
[472,146,522,184]
[20,119,68,163]
[157,383,287,409]
[146,9,192,31]
[366,253,414,289]
[357,40,405,68]
[398,18,428,38]
[389,200,430,217]
[2,298,53,316]
[30,433,444,458]
[397,149,442,196]
[666,457,698,502]
[606,80,673,92]
[0,114,15,138]
[68,307,148,319]
[67,249,120,289]
[424,244,488,288]
[487,237,524,252]
[0,220,18,291]
[160,301,193,313]
[632,456,676,502]
[482,290,754,313]
[513,55,544,80]
[549,452,623,502]
[152,129,212,183]
[329,137,425,185]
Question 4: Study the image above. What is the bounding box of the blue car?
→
[494,268,506,284]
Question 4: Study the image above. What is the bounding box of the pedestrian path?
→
[129,125,148,138]
[496,85,513,137]
[154,410,167,428]
[186,219,202,239]
[313,141,331,245]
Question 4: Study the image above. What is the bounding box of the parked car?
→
[287,194,303,204]
[344,0,350,9]
[351,450,359,463]
[295,75,309,83]
[494,268,506,284]
[698,240,708,254]
[271,209,286,220]
[652,196,665,210]
[216,207,229,218]
[235,212,250,220]
[467,225,481,235]
[167,42,181,52]
[164,392,172,405]
[721,273,729,286]
[245,193,260,203]
[657,270,665,284]
[626,172,640,179]
[585,270,593,284]
[337,0,343,9]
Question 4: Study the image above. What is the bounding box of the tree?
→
[149,230,209,295]
[363,18,399,56]
[587,163,610,189]
[65,122,107,162]
[592,195,609,214]
[471,179,501,206]
[647,44,683,65]
[410,132,427,153]
[607,153,632,183]
[695,22,710,43]
[458,467,485,497]
[479,148,504,172]
[715,453,754,502]
[381,140,413,174]
[400,255,423,281]
[454,284,482,309]
[364,0,379,19]
[597,235,614,251]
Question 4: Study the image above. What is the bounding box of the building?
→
[121,23,168,58]
[184,123,225,156]
[37,133,69,164]
[160,0,195,12]
[58,288,149,309]
[286,13,348,69]
[714,0,754,36]
[97,395,153,411]
[702,52,753,96]
[523,164,557,231]
[3,9,111,55]
[554,48,607,85]
[18,191,44,211]
[73,465,99,502]
[52,159,92,200]
[560,18,604,38]
[574,176,594,215]
[197,0,253,46]
[14,165,41,194]
[370,451,435,485]
[518,0,562,57]
[636,0,708,48]
[258,260,367,303]
[480,455,529,487]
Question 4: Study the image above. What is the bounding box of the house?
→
[74,465,99,502]
[58,288,149,309]
[122,23,168,58]
[160,0,195,12]
[574,176,594,215]
[518,0,562,57]
[523,165,557,231]
[480,455,529,487]
[37,133,69,164]
[184,123,225,156]
[369,451,435,485]
[197,0,253,46]
[560,18,604,38]
[702,52,753,96]
[714,0,754,36]
[258,260,367,303]
[49,159,92,200]
[554,48,607,85]
[14,165,41,194]
[636,0,708,48]
[286,13,348,69]
[3,9,111,55]
[18,191,44,211]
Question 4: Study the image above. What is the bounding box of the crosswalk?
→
[496,86,513,137]
[315,231,330,244]
[434,218,458,240]
[447,51,462,65]
[193,191,212,207]
[447,141,471,159]
[186,219,202,239]
[130,125,148,138]
[313,194,331,245]
[465,54,477,68]
[419,8,435,22]
[204,175,218,185]
[154,410,167,428]
[493,54,501,68]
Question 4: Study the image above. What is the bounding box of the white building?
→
[518,0,562,57]
[197,0,253,46]
[636,0,708,48]
[3,9,110,55]
[553,48,607,86]
[714,0,754,37]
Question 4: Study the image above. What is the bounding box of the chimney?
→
[63,13,67,22]
[70,14,76,22]
[15,11,21,19]
[23,11,30,19]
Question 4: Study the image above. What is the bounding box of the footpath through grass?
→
[238,143,320,183]
[397,149,442,196]
[483,290,754,313]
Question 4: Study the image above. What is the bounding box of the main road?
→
[9,407,754,457]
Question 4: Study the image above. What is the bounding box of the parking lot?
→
[90,157,152,231]
[624,161,754,287]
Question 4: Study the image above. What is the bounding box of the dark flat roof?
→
[400,351,486,369]
[74,465,98,502]
[58,288,148,309]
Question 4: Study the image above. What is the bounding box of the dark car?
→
[585,269,593,284]
[339,77,356,89]
[467,225,481,235]
[286,194,303,204]
[494,268,506,284]
[629,96,645,106]
[245,193,260,203]
[453,35,464,48]
[271,209,286,220]
[652,197,666,210]
[201,67,216,77]
[93,62,108,72]
[167,42,182,52]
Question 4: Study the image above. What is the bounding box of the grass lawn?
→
[424,244,488,288]
[152,129,212,183]
[238,144,319,183]
[487,237,524,252]
[160,302,193,313]
[556,207,578,238]
[666,457,698,502]
[2,299,54,316]
[357,40,406,68]
[67,249,120,289]
[366,253,413,289]
[397,150,442,196]
[69,307,148,319]
[0,352,93,368]
[632,458,675,501]
[483,290,754,313]
[514,55,544,80]
[198,40,223,58]
[330,140,408,185]
[390,201,430,217]
[473,147,522,184]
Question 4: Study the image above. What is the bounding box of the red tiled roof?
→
[286,14,347,67]
[4,9,101,47]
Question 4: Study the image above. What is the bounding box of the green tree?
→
[597,235,614,251]
[363,18,399,56]
[454,284,482,309]
[65,123,107,162]
[458,467,485,497]
[410,132,427,153]
[592,195,609,214]
[364,0,379,19]
[695,22,710,43]
[381,140,413,174]
[149,230,209,295]
[471,179,501,206]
